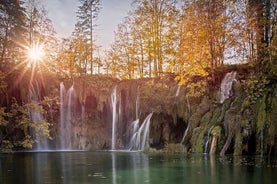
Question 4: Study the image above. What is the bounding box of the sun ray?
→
[29,63,36,91]
[3,39,49,92]
[27,43,45,65]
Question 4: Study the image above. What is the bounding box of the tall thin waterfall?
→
[111,87,117,150]
[175,85,181,97]
[66,85,74,149]
[180,95,191,144]
[29,81,49,150]
[59,83,65,148]
[204,125,214,154]
[180,124,190,145]
[220,71,237,103]
[129,113,153,151]
[59,83,74,150]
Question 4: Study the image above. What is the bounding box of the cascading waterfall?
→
[129,113,153,151]
[204,125,214,154]
[29,81,49,150]
[111,86,117,150]
[220,71,237,103]
[128,119,140,149]
[131,119,140,137]
[59,83,75,150]
[126,90,141,150]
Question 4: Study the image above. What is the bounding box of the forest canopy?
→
[0,0,276,81]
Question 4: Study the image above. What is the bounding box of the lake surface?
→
[1,151,277,184]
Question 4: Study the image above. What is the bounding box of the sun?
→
[27,43,45,63]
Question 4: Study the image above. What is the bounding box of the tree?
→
[106,0,179,78]
[55,38,83,78]
[106,17,139,79]
[178,0,231,73]
[133,0,179,76]
[0,0,26,67]
[74,0,101,75]
[24,0,58,72]
[0,98,50,152]
[247,0,277,72]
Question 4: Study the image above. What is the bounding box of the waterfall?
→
[180,95,191,144]
[260,126,265,156]
[204,125,214,154]
[128,119,140,148]
[180,124,190,144]
[59,83,74,150]
[129,113,153,151]
[175,85,181,97]
[220,71,237,103]
[131,119,140,136]
[111,86,117,150]
[59,83,65,149]
[29,81,49,150]
[66,85,74,149]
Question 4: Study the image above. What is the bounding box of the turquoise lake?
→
[1,151,276,184]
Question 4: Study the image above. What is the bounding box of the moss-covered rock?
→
[256,96,267,133]
[163,143,186,153]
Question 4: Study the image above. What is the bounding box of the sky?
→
[43,0,133,53]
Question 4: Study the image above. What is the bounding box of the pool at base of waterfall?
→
[1,151,276,184]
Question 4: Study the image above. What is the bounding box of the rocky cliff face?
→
[2,67,277,155]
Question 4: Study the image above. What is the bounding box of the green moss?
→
[190,128,204,153]
[143,147,162,154]
[241,97,251,113]
[234,132,242,156]
[256,96,267,133]
[200,111,212,125]
[267,92,277,148]
[269,64,277,78]
[164,143,186,153]
[0,140,13,153]
[233,80,242,96]
[211,126,221,137]
[244,75,270,105]
[195,132,204,153]
[241,119,250,127]
[210,107,221,124]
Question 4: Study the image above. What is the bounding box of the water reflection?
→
[112,152,116,184]
[1,152,277,184]
[131,152,149,183]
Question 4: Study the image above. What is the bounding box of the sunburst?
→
[2,40,49,96]
[27,43,45,64]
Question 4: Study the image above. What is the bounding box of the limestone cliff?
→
[1,66,277,155]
